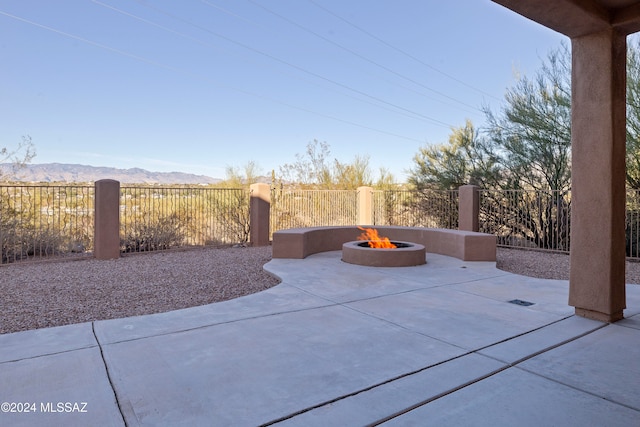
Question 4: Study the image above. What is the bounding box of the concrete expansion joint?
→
[368,365,511,426]
[379,319,617,426]
[509,320,609,366]
[473,315,608,367]
[514,362,640,413]
[0,344,98,365]
[96,303,339,346]
[437,272,513,289]
[284,283,478,353]
[285,282,342,305]
[618,321,640,331]
[261,352,482,427]
[91,322,127,426]
[335,299,471,352]
[479,315,576,352]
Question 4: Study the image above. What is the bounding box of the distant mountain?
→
[0,163,223,185]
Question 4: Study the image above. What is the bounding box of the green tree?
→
[408,120,500,190]
[408,44,573,250]
[332,154,373,189]
[627,40,640,189]
[409,44,572,193]
[624,40,640,255]
[412,41,640,194]
[483,43,572,192]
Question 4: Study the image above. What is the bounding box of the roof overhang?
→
[492,0,640,37]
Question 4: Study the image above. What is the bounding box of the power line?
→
[199,0,267,30]
[0,9,179,74]
[200,0,480,116]
[0,8,428,143]
[138,3,451,127]
[93,0,449,125]
[307,0,502,102]
[198,0,479,118]
[136,1,455,128]
[246,0,483,113]
[92,0,213,50]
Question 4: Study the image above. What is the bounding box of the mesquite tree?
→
[409,44,572,250]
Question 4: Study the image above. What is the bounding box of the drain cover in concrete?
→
[508,299,535,306]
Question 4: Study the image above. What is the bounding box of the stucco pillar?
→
[459,185,480,232]
[249,183,270,246]
[94,179,121,260]
[569,29,627,322]
[357,186,374,225]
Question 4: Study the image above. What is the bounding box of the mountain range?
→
[0,163,223,185]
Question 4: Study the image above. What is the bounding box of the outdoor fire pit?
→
[341,227,426,267]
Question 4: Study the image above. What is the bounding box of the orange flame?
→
[357,226,397,249]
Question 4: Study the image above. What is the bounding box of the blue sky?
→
[1,0,568,181]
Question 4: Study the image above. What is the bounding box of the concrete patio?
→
[1,251,639,426]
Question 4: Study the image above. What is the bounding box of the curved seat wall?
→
[271,226,496,262]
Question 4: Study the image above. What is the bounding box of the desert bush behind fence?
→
[270,188,358,231]
[372,189,458,228]
[0,185,93,263]
[120,186,250,252]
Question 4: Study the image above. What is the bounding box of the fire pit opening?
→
[355,241,412,249]
[342,227,426,267]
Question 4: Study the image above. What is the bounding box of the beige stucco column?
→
[459,185,480,232]
[357,186,374,225]
[249,183,270,246]
[569,29,627,322]
[94,179,121,260]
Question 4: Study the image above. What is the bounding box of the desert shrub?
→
[377,189,458,228]
[627,208,640,257]
[1,214,24,263]
[210,190,250,244]
[1,218,65,263]
[121,214,185,253]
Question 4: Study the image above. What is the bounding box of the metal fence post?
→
[459,185,480,232]
[94,179,121,259]
[250,183,270,246]
[357,186,374,225]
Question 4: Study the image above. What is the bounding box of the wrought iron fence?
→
[0,184,94,263]
[120,186,249,253]
[626,189,640,258]
[270,188,358,234]
[372,189,459,228]
[7,183,640,262]
[479,189,571,252]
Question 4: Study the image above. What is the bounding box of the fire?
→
[357,226,397,249]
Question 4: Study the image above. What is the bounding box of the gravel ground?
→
[0,246,279,334]
[1,246,638,335]
[496,247,640,284]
